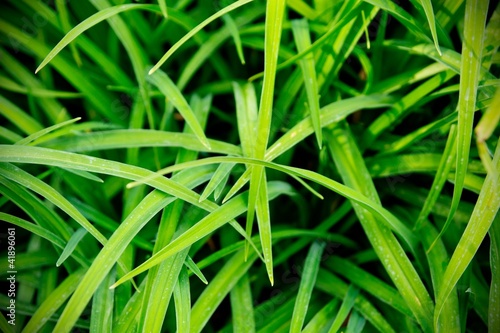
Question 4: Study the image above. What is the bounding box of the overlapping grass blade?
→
[174,266,191,333]
[418,0,441,55]
[415,124,457,231]
[147,70,211,149]
[222,14,245,64]
[437,0,489,248]
[434,137,500,329]
[149,0,253,75]
[90,266,115,332]
[21,269,85,333]
[35,4,160,74]
[290,241,325,332]
[56,228,87,267]
[184,255,208,284]
[230,273,255,333]
[15,117,80,146]
[291,18,322,148]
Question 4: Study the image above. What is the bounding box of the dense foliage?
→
[0,0,498,332]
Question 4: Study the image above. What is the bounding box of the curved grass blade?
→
[222,14,245,64]
[15,117,80,146]
[0,95,43,135]
[255,172,273,284]
[200,163,235,202]
[56,228,88,267]
[291,18,322,148]
[434,137,500,329]
[302,298,340,333]
[328,285,359,333]
[56,0,83,67]
[149,0,253,75]
[415,124,456,231]
[35,4,161,74]
[290,241,325,332]
[418,0,441,55]
[110,182,287,289]
[42,130,240,155]
[438,0,489,248]
[146,70,211,149]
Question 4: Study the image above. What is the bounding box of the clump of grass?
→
[0,1,498,332]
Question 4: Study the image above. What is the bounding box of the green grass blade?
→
[15,117,80,146]
[302,298,339,333]
[55,0,83,67]
[21,269,85,333]
[234,82,258,158]
[222,14,245,64]
[291,18,322,148]
[439,0,489,247]
[56,228,87,267]
[345,310,366,333]
[255,172,274,284]
[184,255,208,284]
[327,285,360,333]
[42,129,239,155]
[418,0,442,55]
[90,266,115,332]
[434,137,500,329]
[149,0,253,75]
[147,70,211,149]
[415,124,457,231]
[158,0,168,18]
[290,241,325,332]
[200,163,235,202]
[230,273,255,333]
[190,248,258,333]
[174,266,191,333]
[35,4,160,74]
[0,95,43,135]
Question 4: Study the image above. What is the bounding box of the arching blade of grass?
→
[435,0,489,248]
[42,130,239,155]
[134,156,417,248]
[234,82,258,158]
[55,0,83,67]
[21,269,85,333]
[15,117,80,146]
[434,137,500,329]
[291,18,322,148]
[290,241,325,332]
[149,0,253,75]
[147,70,210,149]
[418,0,441,55]
[35,4,161,74]
[174,266,191,333]
[415,124,457,231]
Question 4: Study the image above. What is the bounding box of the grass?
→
[0,0,498,332]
